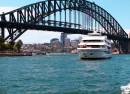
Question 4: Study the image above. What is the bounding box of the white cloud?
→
[125,29,130,38]
[125,29,130,33]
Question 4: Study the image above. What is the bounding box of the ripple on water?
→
[0,54,130,94]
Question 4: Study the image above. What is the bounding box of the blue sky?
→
[0,0,130,43]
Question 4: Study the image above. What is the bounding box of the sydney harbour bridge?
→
[0,0,129,53]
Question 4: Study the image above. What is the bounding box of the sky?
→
[0,0,130,43]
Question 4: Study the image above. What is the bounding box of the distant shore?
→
[0,50,120,56]
[0,52,32,56]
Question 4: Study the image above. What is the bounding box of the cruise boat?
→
[77,32,112,59]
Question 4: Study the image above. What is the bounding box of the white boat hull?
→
[79,49,111,59]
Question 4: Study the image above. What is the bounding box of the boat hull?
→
[79,49,111,59]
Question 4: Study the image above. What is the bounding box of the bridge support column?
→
[119,40,129,54]
[1,27,5,40]
[128,40,130,53]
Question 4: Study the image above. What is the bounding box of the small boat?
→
[121,83,130,94]
[77,32,112,59]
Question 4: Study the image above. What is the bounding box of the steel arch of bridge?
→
[0,0,129,53]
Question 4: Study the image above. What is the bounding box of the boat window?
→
[87,45,102,48]
[101,45,106,48]
[107,46,111,49]
[78,45,87,48]
[78,45,106,48]
[83,40,103,42]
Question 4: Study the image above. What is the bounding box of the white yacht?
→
[77,32,112,59]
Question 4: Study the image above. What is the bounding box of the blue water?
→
[0,54,130,94]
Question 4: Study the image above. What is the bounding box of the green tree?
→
[0,36,5,50]
[14,40,23,53]
[4,42,14,50]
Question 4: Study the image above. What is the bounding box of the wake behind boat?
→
[77,32,112,59]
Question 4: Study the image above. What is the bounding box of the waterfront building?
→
[64,38,71,48]
[71,40,79,48]
[22,43,52,53]
[50,38,59,44]
[50,38,62,52]
[21,37,80,53]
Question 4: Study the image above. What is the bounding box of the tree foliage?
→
[0,37,23,52]
[0,36,5,50]
[14,40,23,53]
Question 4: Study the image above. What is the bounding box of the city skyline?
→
[0,0,130,43]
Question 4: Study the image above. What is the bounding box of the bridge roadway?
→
[0,21,92,34]
[1,21,129,41]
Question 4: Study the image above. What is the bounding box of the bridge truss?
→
[0,0,129,53]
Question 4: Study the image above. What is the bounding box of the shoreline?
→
[0,52,32,56]
[0,51,121,56]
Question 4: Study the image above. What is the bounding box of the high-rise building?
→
[64,38,71,47]
[60,33,67,47]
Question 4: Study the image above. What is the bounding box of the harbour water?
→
[0,54,130,94]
